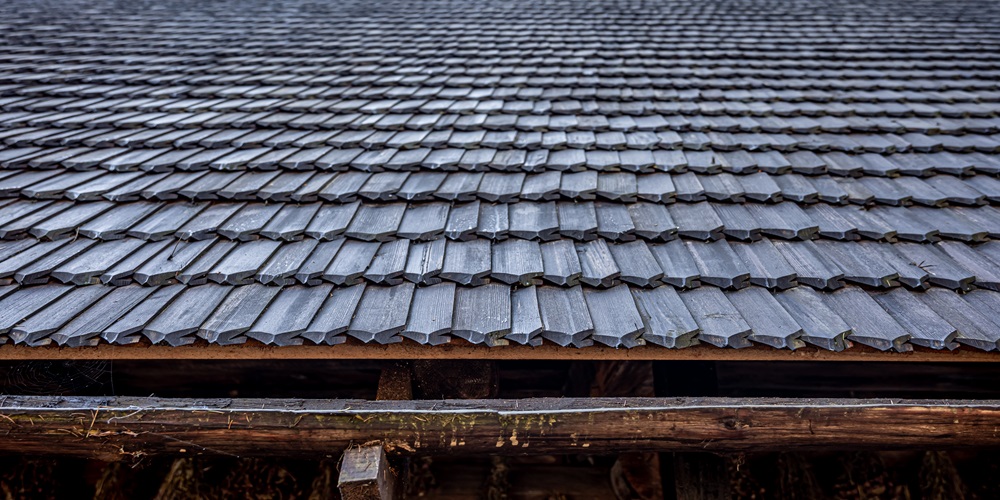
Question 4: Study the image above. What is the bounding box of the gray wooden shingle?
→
[773,287,851,351]
[199,284,281,345]
[823,288,910,351]
[537,285,594,347]
[144,284,233,346]
[492,239,543,285]
[302,283,366,345]
[402,282,455,345]
[10,286,110,346]
[727,287,804,349]
[51,286,157,347]
[452,283,511,346]
[679,287,752,348]
[248,285,332,345]
[583,285,645,348]
[508,286,544,346]
[347,283,415,344]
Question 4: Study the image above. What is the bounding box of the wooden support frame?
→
[0,396,997,460]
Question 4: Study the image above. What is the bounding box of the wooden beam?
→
[338,445,401,500]
[0,396,997,460]
[0,341,996,362]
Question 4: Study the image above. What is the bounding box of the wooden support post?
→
[654,360,724,499]
[589,361,664,500]
[373,362,412,495]
[411,359,498,399]
[338,445,401,500]
[376,362,412,400]
[670,453,730,500]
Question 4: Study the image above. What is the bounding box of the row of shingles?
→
[3,0,994,33]
[5,37,1000,67]
[2,132,999,175]
[5,89,1000,120]
[1,67,1000,94]
[4,82,1000,106]
[2,279,1000,353]
[2,113,997,148]
[10,52,1000,76]
[4,226,1000,293]
[4,12,996,49]
[4,164,1000,209]
[1,126,998,167]
[2,197,998,246]
[5,15,1000,51]
[3,8,996,70]
[5,54,1000,81]
[0,104,1000,146]
[6,28,1000,59]
[0,105,995,149]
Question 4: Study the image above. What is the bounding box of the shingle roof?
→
[2,0,1000,352]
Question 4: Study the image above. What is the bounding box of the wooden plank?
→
[0,396,998,460]
[339,445,401,500]
[1,340,1000,362]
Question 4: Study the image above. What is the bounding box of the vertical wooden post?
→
[338,445,401,500]
[411,360,498,399]
[376,362,412,400]
[588,361,664,500]
[671,453,730,500]
[654,361,729,500]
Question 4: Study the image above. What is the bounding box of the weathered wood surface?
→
[0,397,997,460]
[339,445,401,500]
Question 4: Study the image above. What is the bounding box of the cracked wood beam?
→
[0,396,996,460]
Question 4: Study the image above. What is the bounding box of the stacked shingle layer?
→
[2,0,1000,351]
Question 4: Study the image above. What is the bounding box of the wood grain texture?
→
[0,396,997,460]
[339,445,401,500]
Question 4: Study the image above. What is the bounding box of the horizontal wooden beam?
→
[0,396,998,460]
[0,339,995,362]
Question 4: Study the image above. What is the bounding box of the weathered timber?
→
[0,397,995,460]
[339,446,401,500]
